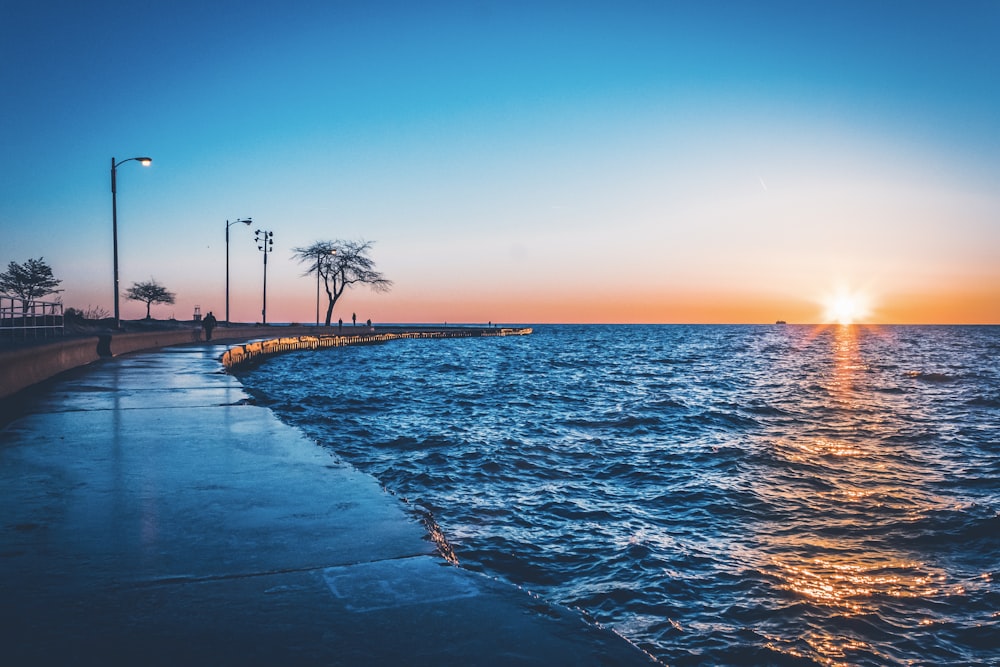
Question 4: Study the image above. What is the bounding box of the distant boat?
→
[775,320,787,325]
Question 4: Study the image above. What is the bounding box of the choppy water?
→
[237,325,1000,666]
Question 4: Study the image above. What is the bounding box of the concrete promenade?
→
[0,341,655,665]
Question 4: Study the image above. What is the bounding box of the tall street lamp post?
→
[225,218,252,325]
[316,248,336,326]
[110,156,152,329]
[255,229,274,324]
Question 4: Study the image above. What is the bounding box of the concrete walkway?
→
[0,343,655,666]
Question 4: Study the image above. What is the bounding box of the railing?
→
[222,327,533,370]
[0,296,64,341]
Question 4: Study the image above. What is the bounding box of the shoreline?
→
[0,323,530,404]
[221,327,532,370]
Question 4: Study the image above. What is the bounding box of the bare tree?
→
[124,279,176,320]
[293,239,392,326]
[0,257,62,310]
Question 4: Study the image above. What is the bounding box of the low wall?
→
[0,337,102,400]
[104,326,321,356]
[222,328,533,370]
[104,329,204,356]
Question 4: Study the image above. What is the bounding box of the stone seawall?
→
[222,328,533,370]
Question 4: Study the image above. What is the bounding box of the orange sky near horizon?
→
[241,280,1000,327]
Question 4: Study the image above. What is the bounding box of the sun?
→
[823,290,871,325]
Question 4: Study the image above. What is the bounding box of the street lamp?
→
[110,156,152,329]
[316,248,336,326]
[255,229,274,324]
[225,218,252,325]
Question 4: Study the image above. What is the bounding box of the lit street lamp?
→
[225,218,252,325]
[316,247,336,326]
[110,156,152,329]
[255,228,274,324]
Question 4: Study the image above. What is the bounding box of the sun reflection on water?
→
[787,438,865,460]
[755,324,960,665]
[775,556,943,613]
[799,631,878,667]
[764,553,951,666]
[761,627,878,667]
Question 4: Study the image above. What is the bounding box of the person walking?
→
[202,311,218,341]
[352,312,356,327]
[338,317,343,333]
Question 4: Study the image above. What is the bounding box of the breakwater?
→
[221,327,533,370]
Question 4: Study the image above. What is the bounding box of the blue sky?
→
[2,1,999,323]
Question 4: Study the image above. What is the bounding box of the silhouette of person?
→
[338,317,343,333]
[202,311,217,341]
[352,312,357,327]
[366,318,372,329]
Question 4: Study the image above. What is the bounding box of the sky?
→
[2,0,999,324]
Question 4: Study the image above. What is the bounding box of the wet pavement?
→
[0,343,655,665]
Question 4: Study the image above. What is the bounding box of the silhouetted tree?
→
[0,257,63,310]
[124,279,175,320]
[293,239,392,326]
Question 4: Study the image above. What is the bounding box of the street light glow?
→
[138,158,152,166]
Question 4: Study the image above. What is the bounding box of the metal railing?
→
[0,296,64,341]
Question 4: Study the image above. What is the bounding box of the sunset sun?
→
[823,291,871,325]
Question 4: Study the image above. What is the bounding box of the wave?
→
[560,414,663,431]
[901,507,1000,549]
[372,435,457,450]
[905,371,960,383]
[967,395,1000,409]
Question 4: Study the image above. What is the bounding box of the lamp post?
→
[316,248,336,326]
[255,229,274,324]
[111,156,152,329]
[225,218,252,325]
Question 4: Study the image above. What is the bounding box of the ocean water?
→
[237,324,1000,666]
